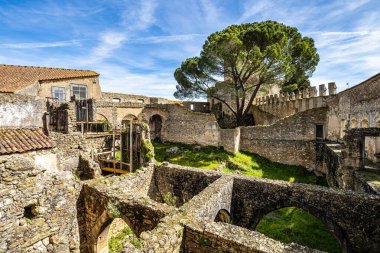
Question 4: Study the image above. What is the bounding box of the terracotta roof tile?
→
[0,128,55,155]
[0,64,99,93]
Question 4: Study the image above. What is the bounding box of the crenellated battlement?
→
[252,83,337,125]
[254,82,337,105]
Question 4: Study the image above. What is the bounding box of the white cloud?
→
[0,40,82,49]
[238,0,273,23]
[80,32,126,65]
[127,34,206,44]
[122,0,157,30]
[199,0,221,25]
[327,0,372,18]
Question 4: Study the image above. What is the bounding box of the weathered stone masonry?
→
[79,164,380,253]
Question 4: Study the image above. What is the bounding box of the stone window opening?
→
[362,119,369,128]
[23,204,37,220]
[190,104,194,110]
[351,118,357,129]
[137,99,144,104]
[112,98,121,103]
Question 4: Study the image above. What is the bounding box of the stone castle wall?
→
[240,108,329,170]
[101,92,150,104]
[253,83,336,125]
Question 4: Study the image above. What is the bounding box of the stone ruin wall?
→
[0,93,44,128]
[240,107,329,172]
[101,92,150,104]
[0,130,106,253]
[78,164,380,253]
[0,151,81,253]
[145,104,221,147]
[328,75,380,157]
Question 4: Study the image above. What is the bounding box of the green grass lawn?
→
[256,207,341,253]
[153,141,340,252]
[153,140,327,185]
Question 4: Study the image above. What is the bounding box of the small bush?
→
[143,139,155,160]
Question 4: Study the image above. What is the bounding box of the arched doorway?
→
[255,207,342,253]
[149,114,163,141]
[96,218,143,253]
[121,114,138,129]
[96,218,129,253]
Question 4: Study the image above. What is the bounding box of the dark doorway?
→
[149,115,162,141]
[316,124,324,140]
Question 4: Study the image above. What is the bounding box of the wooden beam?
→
[101,167,129,174]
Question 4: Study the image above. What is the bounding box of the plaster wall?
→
[0,93,44,127]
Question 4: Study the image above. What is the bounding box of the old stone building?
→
[0,64,101,102]
[0,64,379,252]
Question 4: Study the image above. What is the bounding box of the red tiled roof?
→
[0,64,99,93]
[0,128,55,155]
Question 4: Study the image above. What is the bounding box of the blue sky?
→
[0,0,379,99]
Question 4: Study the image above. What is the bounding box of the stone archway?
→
[121,114,138,129]
[255,206,342,253]
[249,203,348,253]
[149,114,163,141]
[96,113,109,122]
[96,218,130,253]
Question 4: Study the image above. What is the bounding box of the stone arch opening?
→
[96,113,109,122]
[377,120,380,128]
[149,114,163,141]
[96,217,139,253]
[253,206,346,253]
[121,114,138,129]
[214,209,232,224]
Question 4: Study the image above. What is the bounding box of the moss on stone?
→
[107,202,121,218]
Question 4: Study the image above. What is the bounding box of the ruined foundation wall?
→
[164,105,220,147]
[0,153,81,253]
[231,176,380,253]
[0,93,44,127]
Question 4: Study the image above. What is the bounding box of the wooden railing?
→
[97,158,130,174]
